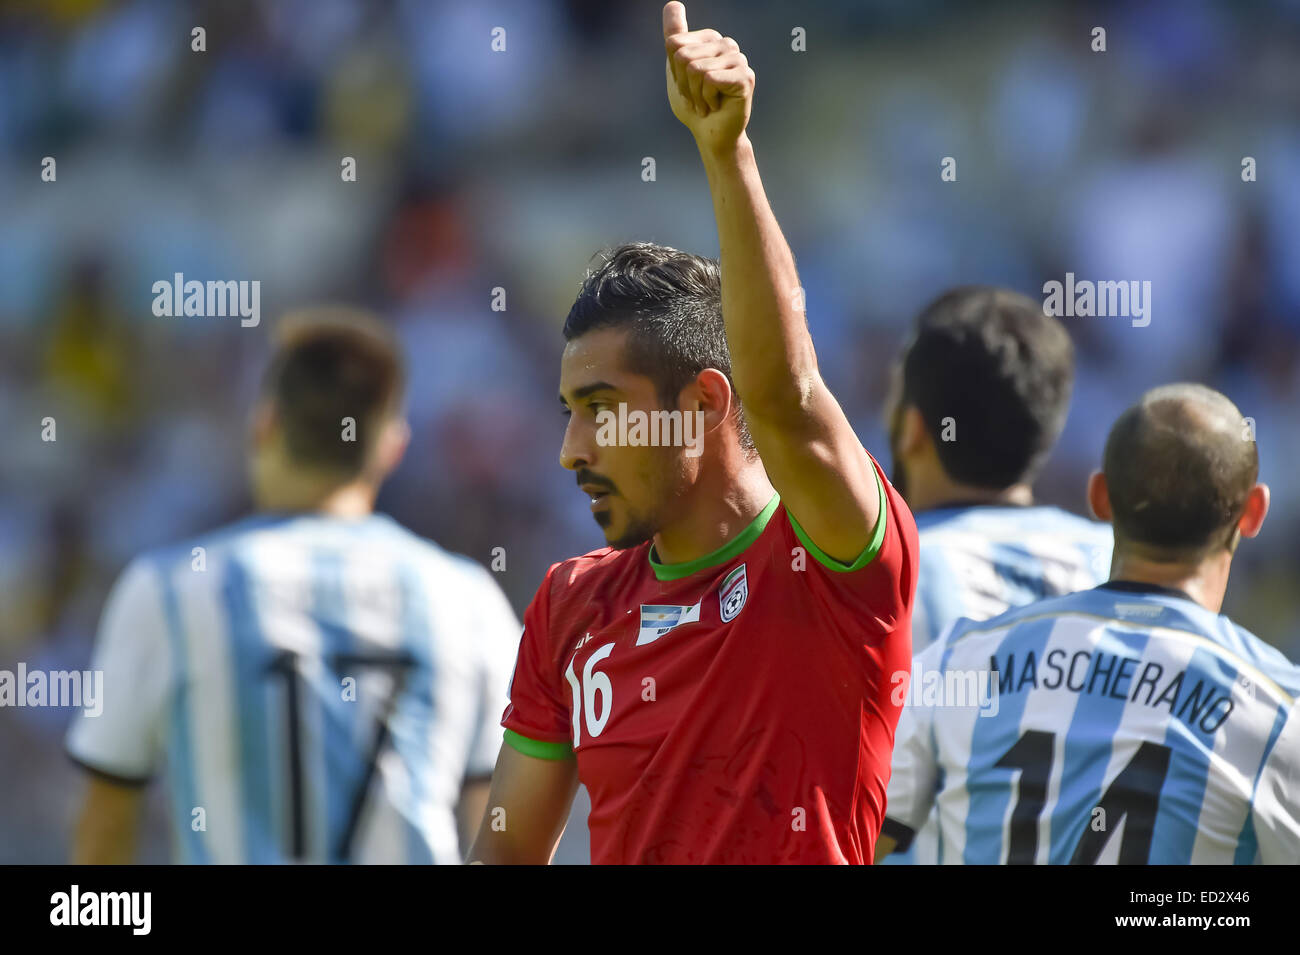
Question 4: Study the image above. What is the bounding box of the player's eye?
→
[560,406,572,418]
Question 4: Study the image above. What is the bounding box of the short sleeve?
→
[1254,702,1300,864]
[464,568,524,778]
[500,567,574,759]
[882,642,944,851]
[783,452,919,636]
[65,558,174,784]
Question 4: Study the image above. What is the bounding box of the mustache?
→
[576,469,617,494]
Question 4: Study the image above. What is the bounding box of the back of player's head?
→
[262,307,405,476]
[900,286,1074,489]
[1103,383,1258,560]
[563,242,753,451]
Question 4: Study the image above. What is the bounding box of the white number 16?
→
[564,642,615,746]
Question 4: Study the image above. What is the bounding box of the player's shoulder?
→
[98,517,267,624]
[942,585,1300,698]
[121,514,269,586]
[1084,587,1295,675]
[518,544,644,652]
[938,587,1085,646]
[136,512,313,573]
[777,459,918,578]
[1043,507,1115,554]
[916,505,1111,585]
[127,511,490,587]
[948,584,1228,640]
[543,543,643,595]
[362,514,509,600]
[99,551,170,621]
[1210,617,1300,699]
[917,503,1106,541]
[1133,598,1300,700]
[370,514,475,571]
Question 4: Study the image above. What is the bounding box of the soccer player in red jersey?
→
[468,2,918,864]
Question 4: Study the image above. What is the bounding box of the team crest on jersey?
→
[636,602,702,646]
[718,563,748,623]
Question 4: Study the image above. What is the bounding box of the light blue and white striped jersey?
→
[886,504,1112,864]
[912,504,1113,654]
[66,513,520,864]
[884,583,1300,864]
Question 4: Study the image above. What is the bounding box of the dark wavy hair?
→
[563,242,753,452]
[263,307,405,475]
[900,286,1074,489]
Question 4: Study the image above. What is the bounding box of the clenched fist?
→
[663,1,754,155]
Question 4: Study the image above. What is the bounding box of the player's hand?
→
[663,1,754,156]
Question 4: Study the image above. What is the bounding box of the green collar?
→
[648,493,780,581]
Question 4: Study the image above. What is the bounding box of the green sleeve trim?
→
[503,728,574,760]
[786,464,888,572]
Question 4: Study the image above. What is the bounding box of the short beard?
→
[595,448,685,550]
[597,479,675,551]
[604,513,659,550]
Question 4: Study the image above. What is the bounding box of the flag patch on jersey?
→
[636,602,701,646]
[718,563,748,623]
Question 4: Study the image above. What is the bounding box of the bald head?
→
[1103,384,1258,560]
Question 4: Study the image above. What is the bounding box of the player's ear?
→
[250,400,278,450]
[897,406,929,457]
[374,416,411,479]
[688,368,733,434]
[1086,470,1111,523]
[1237,483,1269,540]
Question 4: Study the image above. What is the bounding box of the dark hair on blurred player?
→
[67,307,521,865]
[890,286,1074,499]
[250,308,406,509]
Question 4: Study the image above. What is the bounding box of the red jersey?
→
[502,455,918,864]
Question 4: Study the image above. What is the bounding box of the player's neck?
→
[909,468,1033,513]
[1108,551,1231,614]
[652,463,775,567]
[255,477,377,519]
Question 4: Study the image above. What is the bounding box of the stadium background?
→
[2,0,1298,863]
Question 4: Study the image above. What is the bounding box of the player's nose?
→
[559,415,593,472]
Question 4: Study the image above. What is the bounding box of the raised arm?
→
[662,1,882,565]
